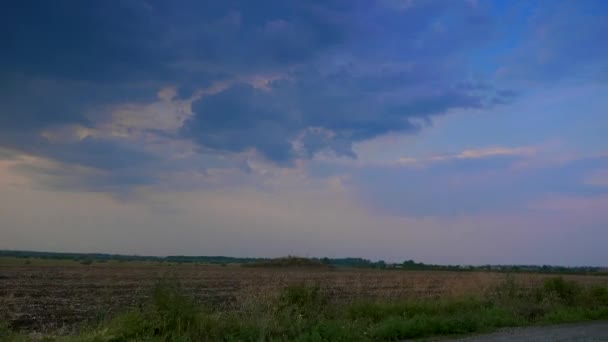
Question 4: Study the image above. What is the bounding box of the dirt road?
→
[450,321,608,341]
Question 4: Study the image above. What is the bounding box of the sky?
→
[1,0,607,266]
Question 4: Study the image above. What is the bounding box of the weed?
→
[540,277,582,306]
[0,321,11,339]
[2,277,608,341]
[589,286,608,306]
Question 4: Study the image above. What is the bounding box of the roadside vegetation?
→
[2,276,607,341]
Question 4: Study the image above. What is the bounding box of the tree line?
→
[2,250,605,274]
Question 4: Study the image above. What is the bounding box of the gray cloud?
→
[10,0,608,186]
[185,68,492,162]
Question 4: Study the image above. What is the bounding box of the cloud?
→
[0,0,364,81]
[0,0,512,172]
[1,1,170,82]
[498,1,608,81]
[395,146,537,166]
[184,68,495,162]
[0,147,18,160]
[1,0,605,193]
[0,75,162,172]
[585,169,608,187]
[343,150,608,217]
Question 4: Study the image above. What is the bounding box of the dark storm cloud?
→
[0,0,373,169]
[185,71,488,162]
[1,1,170,82]
[0,0,364,81]
[0,75,158,132]
[5,0,604,175]
[177,1,506,162]
[185,84,297,163]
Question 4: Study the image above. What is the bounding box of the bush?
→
[278,283,328,322]
[151,280,203,337]
[540,277,581,306]
[491,274,527,303]
[106,310,153,340]
[367,314,480,340]
[280,284,325,307]
[79,259,93,265]
[513,301,548,322]
[0,321,11,340]
[244,256,332,268]
[86,280,210,341]
[589,286,608,306]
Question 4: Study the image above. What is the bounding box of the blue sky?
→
[1,0,607,265]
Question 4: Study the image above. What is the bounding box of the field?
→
[2,258,608,337]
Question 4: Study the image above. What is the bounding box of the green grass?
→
[2,277,608,341]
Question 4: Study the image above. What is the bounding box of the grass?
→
[2,276,608,341]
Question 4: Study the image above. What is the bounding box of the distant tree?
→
[80,259,93,265]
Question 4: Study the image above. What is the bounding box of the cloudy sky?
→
[1,0,607,266]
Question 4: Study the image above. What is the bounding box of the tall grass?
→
[3,276,608,341]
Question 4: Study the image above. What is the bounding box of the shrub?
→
[106,310,153,340]
[367,314,479,340]
[588,286,608,306]
[540,277,581,306]
[0,321,10,339]
[245,256,332,268]
[80,259,93,265]
[294,321,366,342]
[490,274,526,302]
[280,284,325,307]
[151,280,202,337]
[513,301,548,322]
